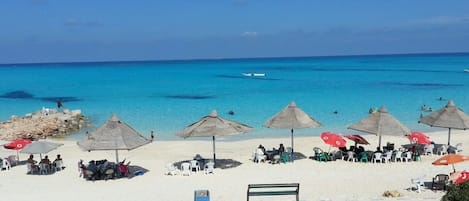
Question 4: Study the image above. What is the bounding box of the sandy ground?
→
[1,130,468,201]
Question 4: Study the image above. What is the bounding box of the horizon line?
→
[2,51,469,66]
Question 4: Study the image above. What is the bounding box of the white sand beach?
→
[1,130,468,201]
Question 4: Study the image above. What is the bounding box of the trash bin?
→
[194,190,210,201]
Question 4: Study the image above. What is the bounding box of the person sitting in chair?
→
[278,144,285,155]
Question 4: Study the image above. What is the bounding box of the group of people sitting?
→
[79,159,131,181]
[254,143,288,163]
[27,154,64,174]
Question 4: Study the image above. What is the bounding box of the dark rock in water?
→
[165,95,215,100]
[0,90,34,99]
[39,97,82,102]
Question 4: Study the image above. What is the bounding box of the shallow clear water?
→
[1,53,469,140]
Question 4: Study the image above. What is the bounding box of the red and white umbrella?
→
[408,131,431,145]
[321,132,346,148]
[3,138,32,150]
[453,170,469,185]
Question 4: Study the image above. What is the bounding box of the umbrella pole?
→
[447,128,451,146]
[212,136,216,168]
[115,150,119,163]
[378,134,382,151]
[291,129,294,162]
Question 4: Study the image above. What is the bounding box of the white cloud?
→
[241,31,258,37]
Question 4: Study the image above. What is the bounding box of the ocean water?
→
[1,53,469,141]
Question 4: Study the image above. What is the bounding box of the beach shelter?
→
[348,106,410,150]
[20,140,63,159]
[176,110,252,167]
[264,102,322,162]
[419,100,469,145]
[432,154,469,172]
[77,114,151,163]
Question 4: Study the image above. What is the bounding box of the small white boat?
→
[242,73,266,77]
[464,69,469,73]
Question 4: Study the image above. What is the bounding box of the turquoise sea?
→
[1,53,469,140]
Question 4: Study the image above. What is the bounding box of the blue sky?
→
[1,0,469,64]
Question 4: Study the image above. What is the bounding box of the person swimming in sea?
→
[228,110,235,115]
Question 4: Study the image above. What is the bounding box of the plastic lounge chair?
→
[165,163,179,176]
[204,161,214,174]
[432,174,449,190]
[181,162,191,176]
[373,153,382,163]
[411,176,426,193]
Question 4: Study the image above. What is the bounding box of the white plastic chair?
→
[373,153,382,163]
[424,144,434,155]
[347,151,357,162]
[1,158,11,171]
[54,160,64,171]
[39,163,49,175]
[7,155,18,166]
[181,162,191,176]
[204,161,215,174]
[403,152,413,162]
[382,151,392,163]
[393,151,403,162]
[165,163,179,176]
[455,143,463,153]
[254,150,266,163]
[437,145,448,155]
[190,160,200,173]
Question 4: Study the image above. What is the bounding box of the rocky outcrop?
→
[0,108,87,140]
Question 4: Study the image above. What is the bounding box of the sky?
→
[1,0,469,64]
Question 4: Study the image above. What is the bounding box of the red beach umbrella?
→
[454,171,469,185]
[3,138,32,161]
[344,134,370,147]
[408,131,431,145]
[321,132,346,148]
[3,138,32,150]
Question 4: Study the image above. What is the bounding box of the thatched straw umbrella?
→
[77,114,150,163]
[264,102,322,162]
[419,100,469,145]
[348,106,410,150]
[177,110,252,167]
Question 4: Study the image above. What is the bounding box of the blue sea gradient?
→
[1,53,469,140]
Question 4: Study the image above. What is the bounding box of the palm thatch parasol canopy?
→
[419,100,469,145]
[264,101,322,162]
[176,110,252,167]
[77,114,150,162]
[348,106,410,149]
